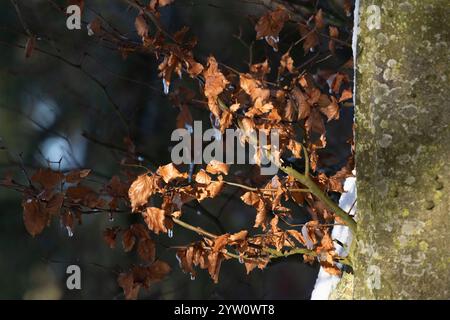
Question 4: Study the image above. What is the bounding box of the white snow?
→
[310,176,356,299]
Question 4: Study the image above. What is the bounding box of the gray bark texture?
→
[336,0,450,299]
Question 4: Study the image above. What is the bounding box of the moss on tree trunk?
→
[335,0,449,299]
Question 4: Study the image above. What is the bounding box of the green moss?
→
[419,241,429,252]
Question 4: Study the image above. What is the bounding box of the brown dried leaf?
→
[135,14,148,38]
[203,56,228,117]
[229,230,248,242]
[46,192,64,215]
[284,99,296,121]
[185,57,204,77]
[156,163,187,183]
[147,260,171,281]
[305,108,326,136]
[329,26,339,38]
[143,207,167,234]
[301,220,319,249]
[278,51,295,75]
[255,8,289,50]
[131,223,151,239]
[158,52,182,93]
[331,73,346,94]
[219,109,233,133]
[254,199,267,229]
[117,272,140,300]
[206,160,229,175]
[205,181,224,198]
[240,74,270,102]
[104,227,119,249]
[320,96,340,121]
[299,25,319,53]
[31,169,63,190]
[291,87,311,120]
[213,234,229,252]
[65,169,91,184]
[244,258,269,274]
[128,174,154,212]
[287,229,305,246]
[176,248,196,275]
[137,238,156,262]
[314,9,325,29]
[207,252,223,283]
[176,104,193,129]
[194,169,211,185]
[106,176,129,198]
[328,26,339,53]
[241,191,260,206]
[250,60,271,78]
[23,199,48,237]
[288,139,302,158]
[61,210,74,231]
[122,228,136,252]
[65,186,97,206]
[339,89,353,102]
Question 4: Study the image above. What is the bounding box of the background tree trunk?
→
[335,0,449,299]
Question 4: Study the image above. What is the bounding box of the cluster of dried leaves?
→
[3,0,358,299]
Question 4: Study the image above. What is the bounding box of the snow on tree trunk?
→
[334,0,450,299]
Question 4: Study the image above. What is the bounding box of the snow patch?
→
[310,176,356,299]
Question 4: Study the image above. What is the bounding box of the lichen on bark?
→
[336,0,450,299]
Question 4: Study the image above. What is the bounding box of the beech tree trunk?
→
[333,0,449,299]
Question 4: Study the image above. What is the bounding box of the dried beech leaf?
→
[315,9,325,29]
[117,272,140,300]
[279,51,295,75]
[137,238,156,262]
[229,230,248,242]
[122,228,136,252]
[320,96,340,121]
[203,56,228,117]
[240,74,270,102]
[66,169,91,184]
[157,163,188,183]
[339,89,353,102]
[23,199,47,237]
[255,8,289,50]
[135,14,149,38]
[46,192,64,215]
[143,207,167,234]
[241,191,260,206]
[206,160,229,175]
[104,227,119,249]
[195,169,211,185]
[31,169,63,190]
[128,174,154,212]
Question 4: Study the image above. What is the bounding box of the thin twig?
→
[10,0,32,36]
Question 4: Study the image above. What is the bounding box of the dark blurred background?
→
[0,0,353,299]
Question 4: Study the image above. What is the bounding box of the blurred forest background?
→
[0,0,353,299]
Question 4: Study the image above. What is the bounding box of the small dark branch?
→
[10,0,32,36]
[81,131,158,169]
[186,202,226,234]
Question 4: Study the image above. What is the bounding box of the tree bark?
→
[335,0,450,299]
